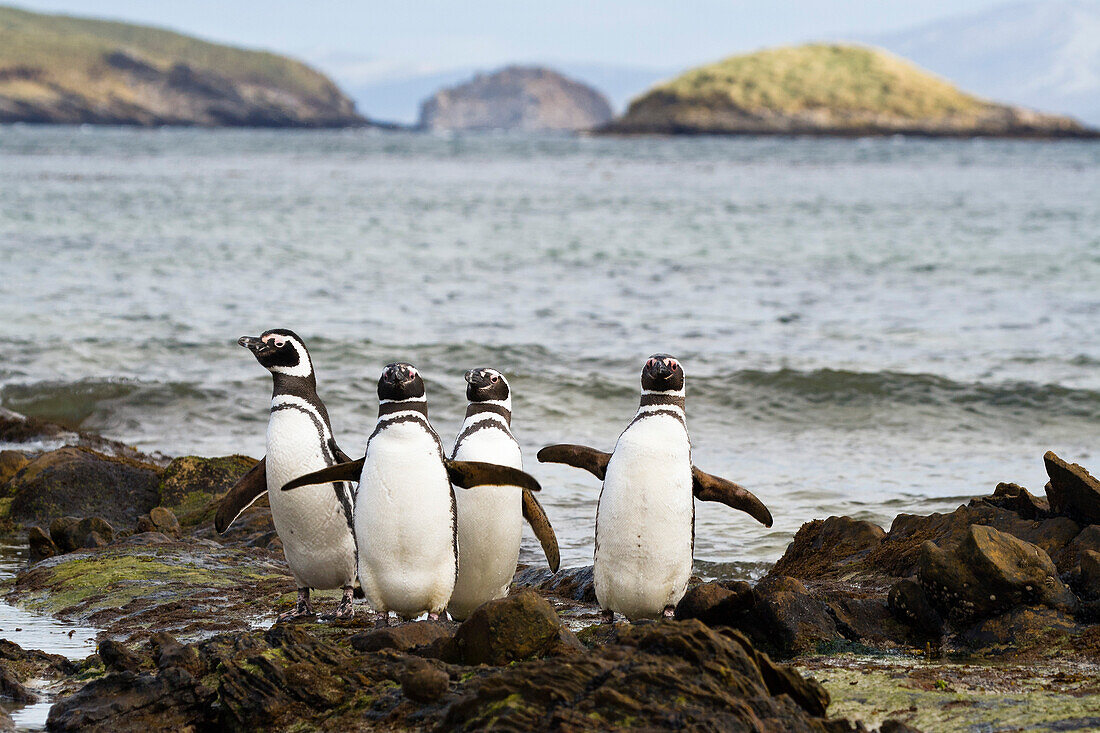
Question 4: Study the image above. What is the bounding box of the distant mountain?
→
[419,66,613,132]
[340,63,669,125]
[606,43,1092,137]
[867,0,1100,125]
[0,5,363,127]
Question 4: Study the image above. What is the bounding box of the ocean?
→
[2,126,1098,575]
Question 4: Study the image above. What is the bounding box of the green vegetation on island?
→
[0,5,363,126]
[605,44,1096,137]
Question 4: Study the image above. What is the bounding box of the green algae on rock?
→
[157,455,257,527]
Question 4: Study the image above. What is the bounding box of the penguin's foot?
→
[377,611,391,627]
[601,608,615,624]
[333,586,355,620]
[662,605,675,619]
[427,611,446,622]
[277,588,314,622]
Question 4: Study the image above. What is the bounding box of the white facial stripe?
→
[267,336,313,378]
[641,387,686,397]
[379,396,427,404]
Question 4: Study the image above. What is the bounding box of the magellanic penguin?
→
[215,329,357,621]
[538,354,773,622]
[282,362,543,623]
[447,368,560,620]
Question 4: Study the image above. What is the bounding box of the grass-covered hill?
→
[605,43,1095,138]
[0,5,364,126]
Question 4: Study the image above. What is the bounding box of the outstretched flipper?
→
[692,467,773,527]
[329,437,353,464]
[445,460,541,493]
[282,458,365,492]
[536,444,611,480]
[522,489,560,572]
[215,457,268,533]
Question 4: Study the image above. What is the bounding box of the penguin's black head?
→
[378,362,426,401]
[238,329,314,379]
[465,368,510,403]
[641,354,684,392]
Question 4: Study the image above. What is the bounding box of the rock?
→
[0,450,29,484]
[512,565,596,602]
[751,575,841,655]
[444,620,834,730]
[1079,550,1100,601]
[149,632,205,678]
[47,668,216,732]
[771,515,886,579]
[919,524,1076,624]
[98,639,146,674]
[137,506,181,536]
[350,621,452,653]
[8,446,161,525]
[1064,525,1100,575]
[447,590,583,665]
[960,605,1079,649]
[820,592,908,647]
[158,455,257,525]
[0,709,13,733]
[0,664,37,703]
[1044,451,1100,525]
[400,658,449,703]
[49,516,115,552]
[980,482,1049,519]
[887,579,944,638]
[27,525,58,560]
[419,66,613,132]
[675,580,753,626]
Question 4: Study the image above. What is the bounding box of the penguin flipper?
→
[445,460,541,493]
[691,467,773,527]
[522,489,560,572]
[536,444,611,480]
[215,457,268,534]
[282,458,365,492]
[329,437,353,465]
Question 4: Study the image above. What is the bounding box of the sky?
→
[11,0,1011,84]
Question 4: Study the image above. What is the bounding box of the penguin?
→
[447,368,560,620]
[538,354,773,622]
[215,329,357,621]
[281,362,543,623]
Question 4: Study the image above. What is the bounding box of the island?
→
[0,5,364,127]
[418,66,613,132]
[603,43,1098,138]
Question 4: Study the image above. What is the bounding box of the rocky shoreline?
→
[2,408,1100,731]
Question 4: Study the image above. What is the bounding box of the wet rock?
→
[980,482,1049,519]
[751,575,841,656]
[98,639,145,674]
[771,515,886,579]
[675,579,753,626]
[1044,451,1100,525]
[512,564,596,602]
[158,454,257,525]
[1064,525,1100,576]
[867,501,1082,578]
[879,722,923,733]
[0,664,37,703]
[919,524,1076,624]
[1079,550,1100,601]
[719,626,830,717]
[49,515,115,552]
[27,525,58,560]
[0,708,13,733]
[137,506,181,536]
[150,632,206,678]
[119,531,174,546]
[446,589,583,665]
[444,620,834,731]
[400,658,450,703]
[350,621,452,653]
[887,578,944,638]
[8,446,161,525]
[47,668,216,732]
[960,605,1079,649]
[0,450,29,485]
[820,592,908,647]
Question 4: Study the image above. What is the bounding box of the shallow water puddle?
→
[1,541,101,731]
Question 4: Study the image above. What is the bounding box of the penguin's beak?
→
[238,336,266,353]
[648,359,673,379]
[383,364,416,384]
[465,369,490,388]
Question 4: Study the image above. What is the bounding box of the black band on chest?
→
[639,393,686,410]
[378,400,428,418]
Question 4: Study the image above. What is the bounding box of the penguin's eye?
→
[491,375,498,383]
[273,338,286,348]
